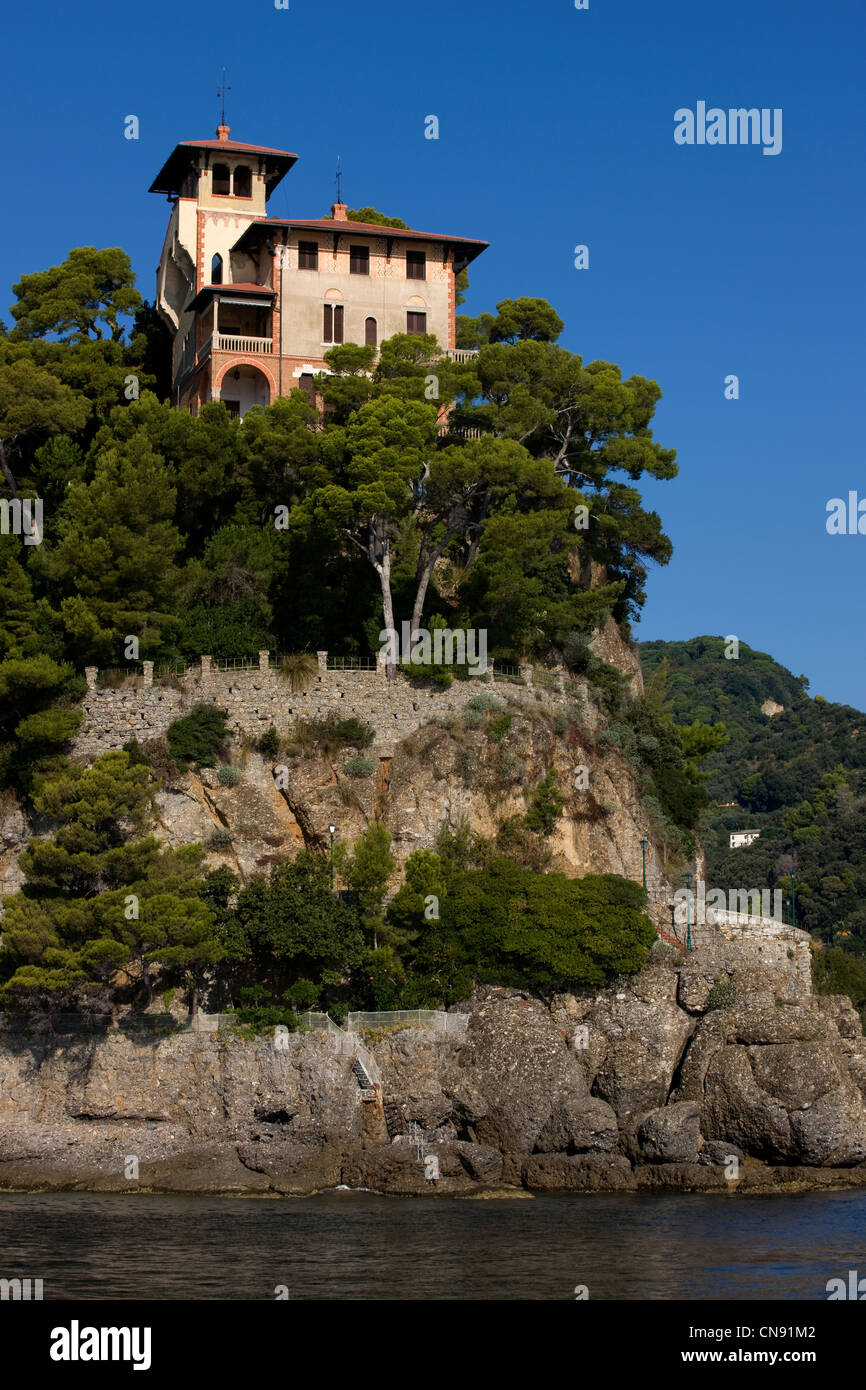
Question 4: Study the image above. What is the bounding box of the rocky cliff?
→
[0,624,670,896]
[2,942,866,1196]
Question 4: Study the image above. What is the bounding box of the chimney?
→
[331,202,348,221]
[216,124,231,142]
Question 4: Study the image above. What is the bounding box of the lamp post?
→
[329,824,336,892]
[640,838,648,890]
[684,871,693,952]
[790,870,796,929]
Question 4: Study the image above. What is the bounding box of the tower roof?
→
[149,127,297,197]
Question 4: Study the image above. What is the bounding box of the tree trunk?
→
[141,959,153,1009]
[374,531,397,678]
[0,437,18,497]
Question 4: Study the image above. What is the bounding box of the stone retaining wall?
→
[71,653,588,761]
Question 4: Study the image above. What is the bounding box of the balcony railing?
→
[213,333,274,355]
[445,347,479,362]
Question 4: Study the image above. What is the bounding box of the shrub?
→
[293,714,374,755]
[706,977,737,1010]
[140,736,182,784]
[495,817,553,873]
[331,716,374,748]
[499,753,526,785]
[276,653,317,691]
[167,704,230,769]
[217,764,241,787]
[525,770,565,836]
[210,826,234,846]
[457,747,477,780]
[402,661,453,688]
[466,692,503,714]
[259,726,280,759]
[345,756,375,779]
[487,712,512,741]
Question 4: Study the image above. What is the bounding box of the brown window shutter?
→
[365,317,377,347]
[323,304,332,341]
[350,245,370,275]
[334,305,344,343]
[407,250,426,280]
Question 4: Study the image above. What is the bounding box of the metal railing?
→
[211,656,260,671]
[492,663,524,683]
[327,655,378,670]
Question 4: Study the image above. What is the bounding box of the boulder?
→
[522,1152,636,1192]
[456,989,590,1153]
[586,966,695,1124]
[535,1096,619,1154]
[635,1102,701,1164]
[702,1040,866,1166]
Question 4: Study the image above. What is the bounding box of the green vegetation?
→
[639,638,866,958]
[0,243,691,1017]
[166,704,230,769]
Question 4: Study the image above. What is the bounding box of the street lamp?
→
[790,870,796,929]
[640,838,648,890]
[329,824,336,892]
[686,867,695,956]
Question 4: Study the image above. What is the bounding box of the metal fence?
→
[294,1011,344,1032]
[211,656,259,671]
[492,664,524,684]
[326,656,378,670]
[345,1010,469,1034]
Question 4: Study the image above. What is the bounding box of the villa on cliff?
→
[149,124,489,417]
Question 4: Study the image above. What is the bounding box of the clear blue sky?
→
[2,0,864,706]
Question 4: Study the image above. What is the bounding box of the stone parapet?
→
[70,655,581,761]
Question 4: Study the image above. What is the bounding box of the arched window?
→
[211,253,223,285]
[233,165,252,198]
[212,163,230,195]
[365,317,378,347]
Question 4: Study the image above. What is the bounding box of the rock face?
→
[3,950,866,1195]
[0,672,670,899]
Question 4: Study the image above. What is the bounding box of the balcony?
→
[445,347,479,363]
[213,332,274,355]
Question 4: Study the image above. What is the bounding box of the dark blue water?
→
[1,1189,864,1299]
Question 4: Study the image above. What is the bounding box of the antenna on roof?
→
[217,68,231,127]
[335,155,343,204]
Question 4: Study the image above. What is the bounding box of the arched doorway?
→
[216,363,272,419]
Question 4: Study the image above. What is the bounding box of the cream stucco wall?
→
[265,230,451,360]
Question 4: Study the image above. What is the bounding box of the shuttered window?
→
[350,245,370,275]
[365,317,378,347]
[298,373,315,406]
[324,304,344,343]
[406,250,426,280]
[298,241,319,270]
[407,311,427,336]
